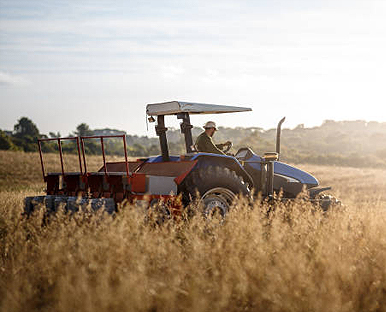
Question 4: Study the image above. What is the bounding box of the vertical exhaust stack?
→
[276,117,286,160]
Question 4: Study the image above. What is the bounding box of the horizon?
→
[2,115,385,138]
[1,0,386,136]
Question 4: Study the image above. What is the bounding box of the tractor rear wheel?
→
[181,166,250,217]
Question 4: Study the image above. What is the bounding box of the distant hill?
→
[2,118,386,168]
[164,120,386,168]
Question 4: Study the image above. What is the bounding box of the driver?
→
[195,121,232,155]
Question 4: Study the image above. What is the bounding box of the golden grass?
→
[1,151,386,312]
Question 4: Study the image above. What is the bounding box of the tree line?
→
[1,117,386,168]
[0,117,160,156]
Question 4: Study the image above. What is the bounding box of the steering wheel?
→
[223,142,233,154]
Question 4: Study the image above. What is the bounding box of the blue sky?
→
[1,0,385,136]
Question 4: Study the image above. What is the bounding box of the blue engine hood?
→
[274,161,319,186]
[244,153,319,186]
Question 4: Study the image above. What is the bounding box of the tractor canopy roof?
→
[146,101,252,116]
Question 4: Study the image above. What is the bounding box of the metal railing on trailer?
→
[37,134,130,181]
[79,134,130,179]
[38,136,83,181]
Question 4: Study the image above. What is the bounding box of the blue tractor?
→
[146,101,336,215]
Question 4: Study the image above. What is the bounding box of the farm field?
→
[1,150,386,312]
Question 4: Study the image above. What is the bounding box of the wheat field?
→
[1,150,386,312]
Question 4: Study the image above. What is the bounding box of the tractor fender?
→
[187,153,254,188]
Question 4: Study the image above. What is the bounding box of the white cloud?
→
[0,71,30,86]
[160,65,185,80]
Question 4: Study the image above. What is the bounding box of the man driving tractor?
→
[195,121,232,155]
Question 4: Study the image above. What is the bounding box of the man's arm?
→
[216,141,231,150]
[196,134,226,155]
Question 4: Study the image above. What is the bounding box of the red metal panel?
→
[174,160,198,185]
[136,161,197,177]
[98,161,142,173]
[130,173,146,193]
[46,175,60,195]
[87,174,104,197]
[63,174,83,196]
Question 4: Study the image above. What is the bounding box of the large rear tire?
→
[181,166,250,217]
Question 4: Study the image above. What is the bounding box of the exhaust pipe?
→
[276,117,286,160]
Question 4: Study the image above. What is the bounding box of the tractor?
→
[25,101,336,216]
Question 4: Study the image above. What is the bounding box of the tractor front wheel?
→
[181,166,250,217]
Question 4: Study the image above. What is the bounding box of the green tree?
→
[69,123,98,154]
[12,117,40,152]
[14,117,40,138]
[0,130,18,150]
[49,131,61,138]
[74,123,93,137]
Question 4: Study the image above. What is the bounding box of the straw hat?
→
[203,121,217,130]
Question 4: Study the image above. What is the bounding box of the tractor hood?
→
[274,161,319,186]
[238,150,319,187]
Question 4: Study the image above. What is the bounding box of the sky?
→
[0,0,385,137]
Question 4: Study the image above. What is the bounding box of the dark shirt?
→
[195,132,225,155]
